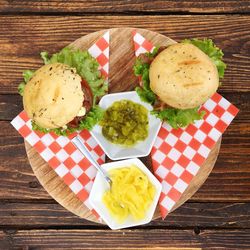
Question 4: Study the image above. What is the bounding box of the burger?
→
[18,47,107,135]
[134,39,226,128]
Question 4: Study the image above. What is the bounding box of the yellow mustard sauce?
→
[99,100,149,146]
[102,165,155,223]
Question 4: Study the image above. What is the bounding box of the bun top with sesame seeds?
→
[23,63,84,129]
[149,43,219,109]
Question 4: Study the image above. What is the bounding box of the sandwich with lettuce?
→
[134,39,226,128]
[19,47,107,135]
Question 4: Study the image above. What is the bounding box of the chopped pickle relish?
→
[99,100,149,146]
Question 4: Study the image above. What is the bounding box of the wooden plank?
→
[1,229,250,249]
[0,94,22,121]
[0,0,249,14]
[0,92,248,121]
[1,119,250,201]
[0,15,249,94]
[0,202,249,228]
[0,122,50,200]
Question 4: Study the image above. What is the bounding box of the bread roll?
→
[23,63,84,129]
[149,43,219,109]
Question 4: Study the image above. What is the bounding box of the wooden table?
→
[0,1,249,249]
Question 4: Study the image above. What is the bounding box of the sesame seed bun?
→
[149,43,219,109]
[23,63,84,129]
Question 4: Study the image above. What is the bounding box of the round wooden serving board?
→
[25,28,221,223]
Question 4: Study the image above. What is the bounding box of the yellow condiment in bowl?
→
[89,158,162,230]
[102,165,155,223]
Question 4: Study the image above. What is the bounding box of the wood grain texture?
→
[1,119,249,201]
[0,94,22,121]
[0,122,50,200]
[1,229,250,249]
[0,1,249,247]
[0,15,249,94]
[0,202,249,229]
[0,0,249,13]
[20,28,221,224]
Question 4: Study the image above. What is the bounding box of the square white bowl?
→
[91,91,162,160]
[89,158,162,230]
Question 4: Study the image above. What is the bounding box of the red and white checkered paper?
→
[133,31,239,219]
[11,31,110,219]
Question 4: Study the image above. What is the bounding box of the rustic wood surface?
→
[0,0,249,13]
[1,229,250,249]
[24,28,221,223]
[0,1,250,249]
[1,15,249,94]
[0,202,250,229]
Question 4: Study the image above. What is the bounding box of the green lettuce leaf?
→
[152,107,206,129]
[18,70,35,96]
[23,70,35,82]
[145,46,160,58]
[40,51,50,65]
[32,105,104,135]
[182,38,226,79]
[78,105,104,131]
[135,86,156,105]
[18,83,26,96]
[133,48,158,104]
[41,47,107,98]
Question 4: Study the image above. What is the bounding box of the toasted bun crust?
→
[23,63,84,129]
[149,43,219,109]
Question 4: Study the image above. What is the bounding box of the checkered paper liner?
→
[11,31,110,219]
[133,31,239,219]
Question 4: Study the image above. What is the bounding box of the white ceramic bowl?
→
[89,158,162,230]
[91,91,162,160]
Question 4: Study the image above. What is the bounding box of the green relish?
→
[100,100,149,146]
